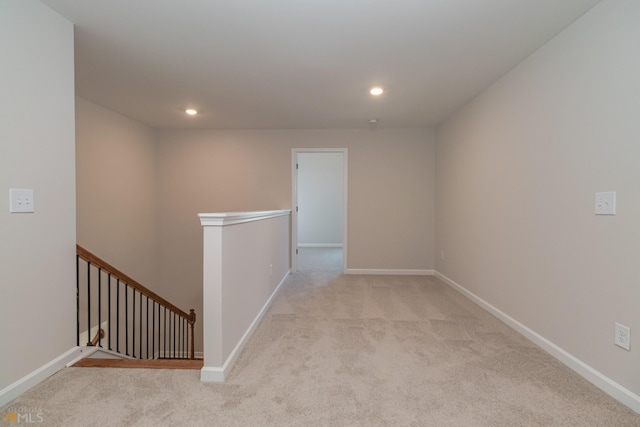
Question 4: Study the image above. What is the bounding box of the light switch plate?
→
[9,189,34,213]
[595,191,616,215]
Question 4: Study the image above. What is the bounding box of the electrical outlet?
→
[595,191,616,215]
[9,188,34,213]
[614,322,630,351]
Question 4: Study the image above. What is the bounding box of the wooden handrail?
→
[76,245,196,326]
[90,328,105,346]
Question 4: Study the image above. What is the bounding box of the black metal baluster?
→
[152,301,156,359]
[125,284,129,356]
[173,312,177,359]
[139,292,142,358]
[146,297,149,359]
[86,261,91,346]
[132,289,136,358]
[108,273,112,351]
[163,307,167,358]
[158,303,162,358]
[116,279,120,353]
[97,268,102,347]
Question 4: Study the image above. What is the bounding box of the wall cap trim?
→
[199,210,291,227]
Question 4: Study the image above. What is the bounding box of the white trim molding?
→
[298,243,343,248]
[291,148,348,274]
[68,346,135,362]
[435,271,640,415]
[199,210,290,227]
[0,347,84,408]
[346,269,435,276]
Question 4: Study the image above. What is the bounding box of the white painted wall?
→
[436,0,640,403]
[297,152,344,246]
[75,97,158,286]
[0,0,76,391]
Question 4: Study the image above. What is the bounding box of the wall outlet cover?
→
[615,322,630,351]
[9,188,34,213]
[595,191,616,215]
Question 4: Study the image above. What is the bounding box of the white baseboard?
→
[298,243,343,248]
[200,366,225,382]
[434,271,640,415]
[83,347,137,360]
[75,347,201,362]
[345,269,434,276]
[0,347,84,408]
[201,270,290,383]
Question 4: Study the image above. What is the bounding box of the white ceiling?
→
[41,0,600,129]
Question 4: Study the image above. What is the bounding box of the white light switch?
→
[9,189,34,213]
[595,191,616,215]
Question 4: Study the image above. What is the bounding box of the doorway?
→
[291,149,347,273]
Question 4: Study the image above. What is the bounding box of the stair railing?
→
[76,245,196,360]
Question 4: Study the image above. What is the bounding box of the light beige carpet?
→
[2,248,639,426]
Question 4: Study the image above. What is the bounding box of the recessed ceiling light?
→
[370,87,384,96]
[185,109,198,115]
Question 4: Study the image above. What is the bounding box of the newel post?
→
[189,308,196,360]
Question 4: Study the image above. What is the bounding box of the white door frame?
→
[291,148,348,273]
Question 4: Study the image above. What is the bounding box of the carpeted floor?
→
[2,248,639,426]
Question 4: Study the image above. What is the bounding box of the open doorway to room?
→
[291,149,347,273]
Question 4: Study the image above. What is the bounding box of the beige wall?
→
[0,0,76,389]
[436,0,640,397]
[76,97,158,285]
[156,128,436,351]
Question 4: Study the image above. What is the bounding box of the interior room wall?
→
[436,0,640,398]
[0,0,76,389]
[297,152,344,246]
[75,97,158,286]
[156,128,436,351]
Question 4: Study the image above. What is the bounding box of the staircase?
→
[75,245,199,369]
[72,357,203,369]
